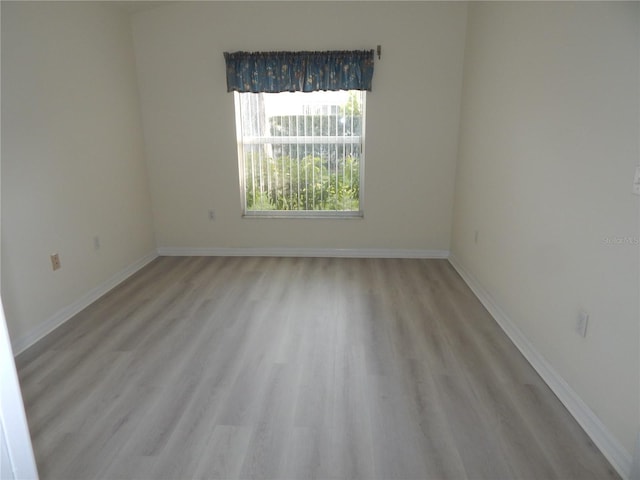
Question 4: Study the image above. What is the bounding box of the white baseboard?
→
[448,255,632,480]
[12,251,158,356]
[156,246,450,259]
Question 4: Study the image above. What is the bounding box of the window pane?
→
[235,90,365,215]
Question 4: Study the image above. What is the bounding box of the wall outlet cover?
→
[50,254,61,271]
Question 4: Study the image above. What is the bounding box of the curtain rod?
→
[224,48,381,59]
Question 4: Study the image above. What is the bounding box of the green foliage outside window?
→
[245,153,360,211]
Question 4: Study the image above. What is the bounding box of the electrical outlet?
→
[576,310,589,338]
[93,235,100,250]
[50,253,61,271]
[474,230,479,244]
[208,210,216,221]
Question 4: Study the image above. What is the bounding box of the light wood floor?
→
[17,256,619,480]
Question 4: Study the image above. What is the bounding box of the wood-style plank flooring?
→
[16,256,619,479]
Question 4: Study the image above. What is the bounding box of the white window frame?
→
[233,91,366,218]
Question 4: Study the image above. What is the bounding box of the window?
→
[234,90,365,216]
[224,49,374,217]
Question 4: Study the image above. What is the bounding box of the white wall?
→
[635,7,640,475]
[1,1,156,346]
[0,5,39,476]
[130,1,467,252]
[451,0,639,466]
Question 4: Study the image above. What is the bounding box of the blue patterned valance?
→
[224,50,374,93]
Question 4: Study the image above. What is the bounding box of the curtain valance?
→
[223,50,374,93]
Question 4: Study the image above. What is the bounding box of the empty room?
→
[1,1,639,479]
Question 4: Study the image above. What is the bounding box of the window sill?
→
[242,211,364,220]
